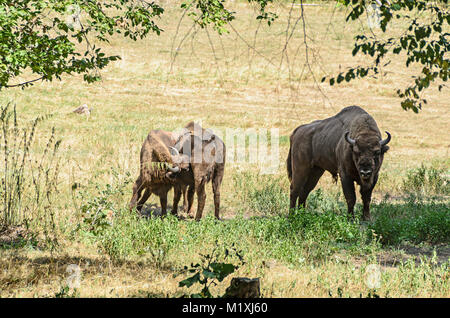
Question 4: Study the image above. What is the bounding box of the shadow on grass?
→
[0,225,38,250]
[376,243,450,267]
[139,203,191,221]
[0,253,177,295]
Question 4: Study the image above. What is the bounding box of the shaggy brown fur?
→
[287,106,391,220]
[129,130,189,216]
[173,122,226,220]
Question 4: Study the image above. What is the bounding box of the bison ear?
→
[382,145,390,154]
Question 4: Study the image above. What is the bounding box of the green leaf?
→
[179,272,201,288]
[202,270,217,279]
[209,263,236,282]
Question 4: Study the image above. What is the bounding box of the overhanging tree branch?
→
[323,0,449,113]
[4,77,44,89]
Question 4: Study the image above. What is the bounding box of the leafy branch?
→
[180,0,277,35]
[0,0,164,89]
[324,0,449,112]
[177,242,245,298]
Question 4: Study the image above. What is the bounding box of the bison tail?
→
[286,145,292,182]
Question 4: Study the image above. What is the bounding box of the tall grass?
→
[0,103,61,248]
[402,164,449,197]
[232,171,289,216]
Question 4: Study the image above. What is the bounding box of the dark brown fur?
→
[287,106,391,220]
[174,122,226,220]
[129,130,189,216]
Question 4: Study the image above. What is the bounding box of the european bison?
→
[129,129,190,216]
[287,106,391,220]
[172,122,226,220]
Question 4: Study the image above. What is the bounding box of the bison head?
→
[174,131,218,165]
[345,131,391,184]
[165,146,190,179]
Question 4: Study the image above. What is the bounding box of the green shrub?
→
[76,169,132,236]
[369,199,450,245]
[177,242,245,298]
[248,206,375,264]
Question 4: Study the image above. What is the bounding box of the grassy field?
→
[0,1,449,298]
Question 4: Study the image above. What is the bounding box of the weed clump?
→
[0,103,61,250]
[402,164,449,197]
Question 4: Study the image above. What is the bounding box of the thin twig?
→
[4,77,44,88]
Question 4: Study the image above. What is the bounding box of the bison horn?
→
[344,132,356,146]
[168,146,180,156]
[167,165,180,173]
[380,131,391,146]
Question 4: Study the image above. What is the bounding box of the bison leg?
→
[182,185,188,213]
[340,174,356,219]
[172,185,182,216]
[289,170,306,210]
[194,181,207,221]
[289,184,300,211]
[298,167,324,208]
[129,176,144,211]
[136,188,151,212]
[212,167,224,220]
[186,186,195,217]
[290,167,324,211]
[360,178,376,221]
[360,188,372,221]
[159,191,168,217]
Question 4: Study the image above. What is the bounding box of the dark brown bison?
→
[172,122,226,220]
[129,129,190,216]
[287,106,391,220]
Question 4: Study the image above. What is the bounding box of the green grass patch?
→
[370,199,450,245]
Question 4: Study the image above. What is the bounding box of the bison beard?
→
[287,106,391,220]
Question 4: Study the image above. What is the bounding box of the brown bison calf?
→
[287,106,391,220]
[172,122,226,221]
[129,129,189,216]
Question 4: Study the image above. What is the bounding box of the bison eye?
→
[374,151,381,157]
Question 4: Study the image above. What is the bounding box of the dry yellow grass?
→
[0,2,449,298]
